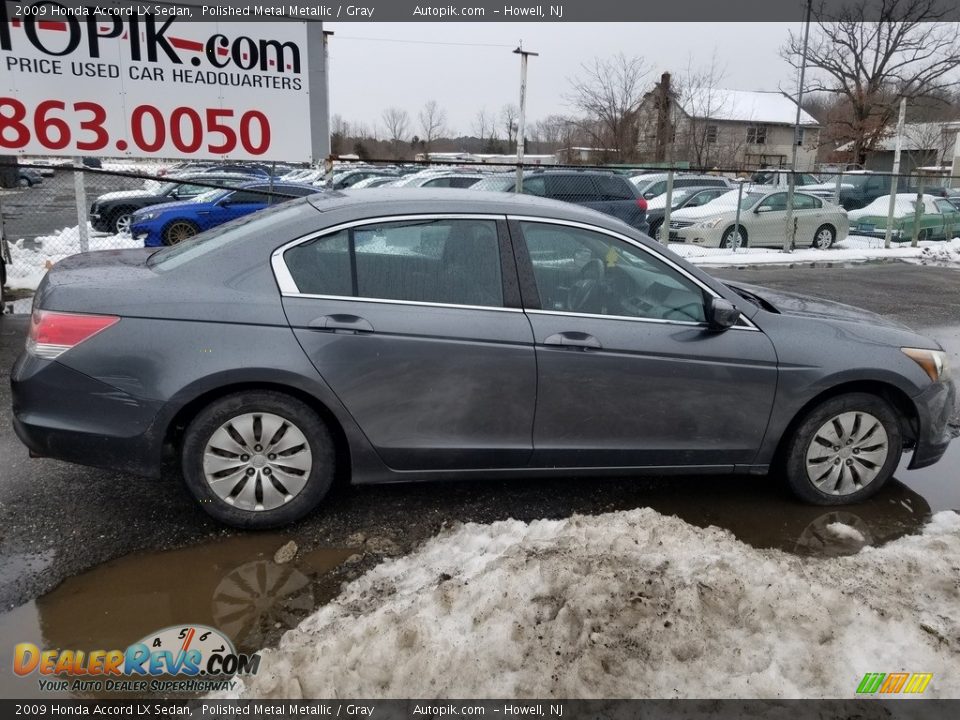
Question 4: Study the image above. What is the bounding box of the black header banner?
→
[3,0,960,22]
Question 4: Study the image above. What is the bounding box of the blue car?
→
[131,181,323,247]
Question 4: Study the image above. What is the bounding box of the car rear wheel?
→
[17,177,30,188]
[783,392,902,505]
[812,224,835,249]
[163,220,199,246]
[181,391,336,528]
[721,226,747,249]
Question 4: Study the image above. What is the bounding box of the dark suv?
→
[472,171,649,234]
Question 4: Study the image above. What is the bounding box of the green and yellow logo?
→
[856,672,933,694]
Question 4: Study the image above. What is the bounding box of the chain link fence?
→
[3,158,960,302]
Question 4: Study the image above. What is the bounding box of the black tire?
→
[162,220,199,246]
[181,391,336,528]
[782,392,902,505]
[109,206,135,235]
[648,219,663,240]
[721,226,747,249]
[812,224,836,249]
[17,177,30,188]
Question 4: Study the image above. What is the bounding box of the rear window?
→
[595,175,636,200]
[544,175,598,202]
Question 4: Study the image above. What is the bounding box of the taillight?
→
[636,197,648,211]
[26,310,119,360]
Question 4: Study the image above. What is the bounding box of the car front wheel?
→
[163,220,199,245]
[181,391,336,528]
[783,392,902,504]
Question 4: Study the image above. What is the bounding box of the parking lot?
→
[1,260,957,692]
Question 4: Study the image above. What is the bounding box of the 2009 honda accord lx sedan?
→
[11,190,956,528]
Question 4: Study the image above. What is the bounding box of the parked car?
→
[90,173,257,234]
[645,186,731,239]
[12,189,954,528]
[751,170,821,187]
[669,190,848,249]
[387,172,485,189]
[472,170,650,233]
[848,195,960,241]
[351,176,400,189]
[327,168,399,190]
[129,182,322,247]
[18,168,43,187]
[798,172,948,211]
[631,173,734,200]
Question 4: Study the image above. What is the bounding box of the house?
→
[834,121,959,175]
[637,81,821,171]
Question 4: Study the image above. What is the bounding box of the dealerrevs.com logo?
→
[0,1,302,73]
[13,624,260,694]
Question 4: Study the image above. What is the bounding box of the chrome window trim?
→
[280,292,523,314]
[507,215,759,331]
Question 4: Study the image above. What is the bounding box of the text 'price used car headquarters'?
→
[0,1,329,161]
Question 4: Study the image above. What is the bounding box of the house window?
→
[746,126,767,145]
[706,125,718,144]
[797,127,805,146]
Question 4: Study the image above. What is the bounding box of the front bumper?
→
[11,352,167,477]
[673,226,724,247]
[130,223,160,247]
[908,376,957,469]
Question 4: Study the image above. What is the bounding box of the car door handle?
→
[543,332,602,350]
[308,314,375,334]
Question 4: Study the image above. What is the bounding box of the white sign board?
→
[0,5,320,161]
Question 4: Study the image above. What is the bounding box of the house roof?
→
[680,88,819,127]
[835,121,960,153]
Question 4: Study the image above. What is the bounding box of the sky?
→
[324,22,802,137]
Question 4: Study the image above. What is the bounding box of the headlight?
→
[692,216,726,229]
[901,348,950,382]
[137,212,157,221]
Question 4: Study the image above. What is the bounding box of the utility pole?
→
[513,45,538,193]
[884,98,907,249]
[783,0,812,252]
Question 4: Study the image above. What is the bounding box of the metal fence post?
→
[833,171,842,207]
[732,180,744,253]
[73,159,89,253]
[660,168,675,244]
[911,186,923,248]
[783,171,796,252]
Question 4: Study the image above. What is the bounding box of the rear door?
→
[277,215,537,471]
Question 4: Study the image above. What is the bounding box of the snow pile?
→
[670,236,960,267]
[230,508,960,699]
[5,225,140,290]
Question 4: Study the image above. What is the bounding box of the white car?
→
[669,189,849,249]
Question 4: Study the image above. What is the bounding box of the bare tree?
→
[473,108,493,145]
[782,0,960,165]
[418,100,447,158]
[330,114,349,155]
[565,53,650,161]
[381,107,410,160]
[501,103,519,151]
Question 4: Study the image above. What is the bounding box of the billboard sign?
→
[0,2,326,161]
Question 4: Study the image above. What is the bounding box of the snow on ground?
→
[670,236,960,268]
[5,225,140,291]
[229,508,960,699]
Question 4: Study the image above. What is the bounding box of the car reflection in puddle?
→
[0,536,354,699]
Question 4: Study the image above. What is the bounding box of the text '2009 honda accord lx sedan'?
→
[11,190,956,528]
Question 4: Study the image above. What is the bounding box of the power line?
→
[333,35,515,49]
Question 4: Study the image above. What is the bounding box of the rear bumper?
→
[908,377,957,469]
[11,352,167,477]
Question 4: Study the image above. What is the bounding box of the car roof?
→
[305,188,640,231]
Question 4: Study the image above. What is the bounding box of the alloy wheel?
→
[804,411,889,496]
[814,227,834,249]
[166,222,197,245]
[203,412,313,512]
[114,214,132,235]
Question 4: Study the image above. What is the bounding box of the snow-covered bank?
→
[672,236,960,268]
[230,508,960,699]
[5,225,139,291]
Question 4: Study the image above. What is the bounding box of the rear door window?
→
[595,175,635,201]
[544,175,599,202]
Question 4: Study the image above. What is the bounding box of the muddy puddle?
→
[0,536,354,699]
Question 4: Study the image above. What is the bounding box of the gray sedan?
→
[11,190,955,527]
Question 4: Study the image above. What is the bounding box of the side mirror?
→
[707,297,741,331]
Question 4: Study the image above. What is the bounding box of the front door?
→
[279,216,537,471]
[511,219,778,469]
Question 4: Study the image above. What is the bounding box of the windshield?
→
[706,189,765,210]
[646,188,697,210]
[147,202,305,270]
[190,188,228,203]
[471,176,515,192]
